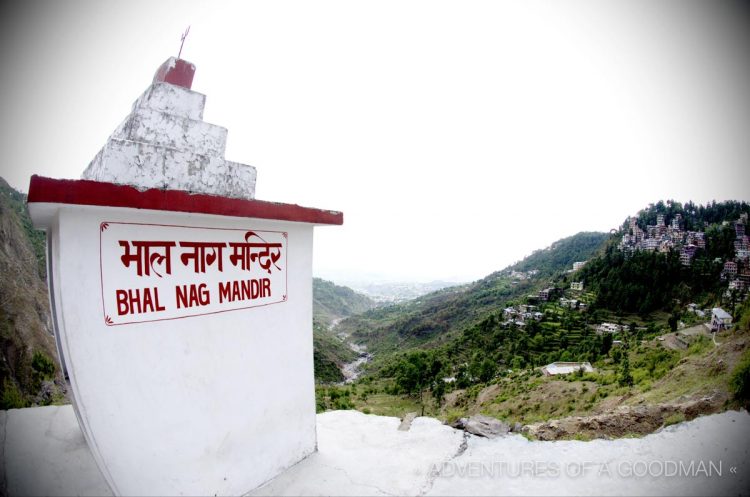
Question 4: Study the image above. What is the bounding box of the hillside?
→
[313,277,376,328]
[0,177,66,408]
[337,231,608,356]
[581,200,750,315]
[312,278,377,383]
[321,200,750,440]
[506,231,609,276]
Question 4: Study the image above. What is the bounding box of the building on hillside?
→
[633,226,644,243]
[541,362,595,376]
[658,240,673,253]
[727,279,744,291]
[671,214,682,230]
[643,238,659,251]
[680,244,698,266]
[538,288,556,301]
[570,281,583,291]
[736,222,746,238]
[559,298,579,309]
[596,322,622,334]
[572,261,586,271]
[710,308,733,332]
[723,261,738,278]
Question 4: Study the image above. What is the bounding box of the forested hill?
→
[339,199,749,375]
[581,200,750,315]
[506,232,609,277]
[337,231,609,355]
[313,278,376,327]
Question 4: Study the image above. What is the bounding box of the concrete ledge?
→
[4,406,749,496]
[2,406,112,496]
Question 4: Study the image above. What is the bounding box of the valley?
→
[315,201,750,439]
[2,179,749,442]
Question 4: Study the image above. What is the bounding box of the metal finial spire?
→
[178,26,190,59]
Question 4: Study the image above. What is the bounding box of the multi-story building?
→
[671,214,682,230]
[538,288,554,301]
[680,244,698,266]
[644,238,659,251]
[723,261,738,277]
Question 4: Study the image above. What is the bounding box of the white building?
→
[28,57,342,496]
[711,308,733,332]
[541,362,595,376]
[596,323,622,334]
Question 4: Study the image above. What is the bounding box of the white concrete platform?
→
[2,406,112,496]
[3,406,749,496]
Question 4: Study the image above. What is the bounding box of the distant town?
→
[618,211,750,299]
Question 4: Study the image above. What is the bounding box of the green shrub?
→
[730,350,750,406]
[2,378,27,409]
[31,351,56,379]
[663,412,686,427]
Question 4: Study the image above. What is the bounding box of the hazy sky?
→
[1,1,748,283]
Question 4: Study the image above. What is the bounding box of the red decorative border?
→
[28,176,343,225]
[99,221,290,326]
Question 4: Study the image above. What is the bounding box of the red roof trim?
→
[27,176,343,225]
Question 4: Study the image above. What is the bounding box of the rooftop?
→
[712,308,732,320]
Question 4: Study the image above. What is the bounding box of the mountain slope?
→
[507,231,609,276]
[338,231,608,356]
[313,277,376,328]
[312,278,376,383]
[581,200,750,314]
[0,177,65,408]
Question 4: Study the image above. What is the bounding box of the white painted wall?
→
[82,78,257,200]
[30,203,317,496]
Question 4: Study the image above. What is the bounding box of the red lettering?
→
[115,287,163,315]
[176,285,188,308]
[241,279,251,300]
[196,283,210,306]
[218,281,231,303]
[143,288,155,312]
[116,290,129,315]
[130,289,142,314]
[176,284,210,308]
[216,279,273,303]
